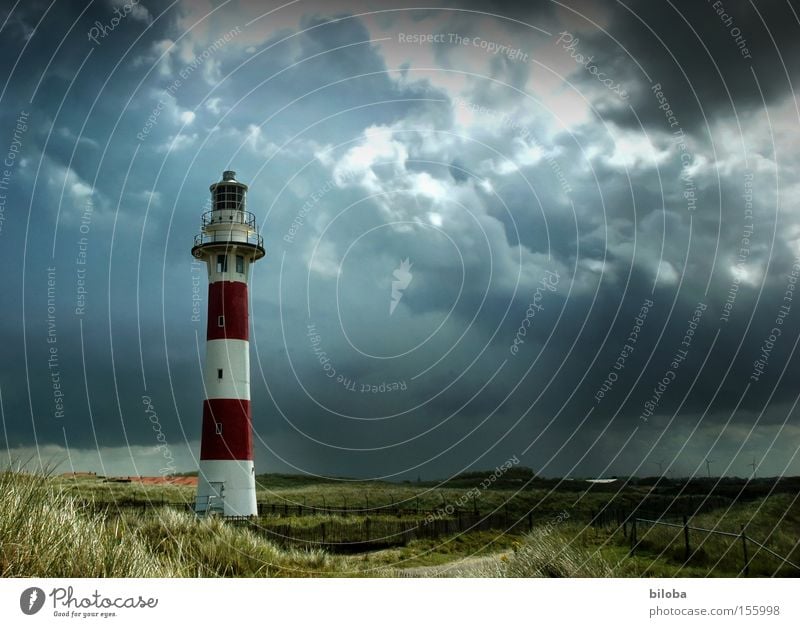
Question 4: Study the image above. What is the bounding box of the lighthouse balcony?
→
[192,230,265,259]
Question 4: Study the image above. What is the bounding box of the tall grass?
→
[0,471,171,577]
[500,527,614,577]
[630,495,800,576]
[0,471,349,577]
[395,526,616,577]
[7,471,798,578]
[56,477,193,506]
[130,508,343,577]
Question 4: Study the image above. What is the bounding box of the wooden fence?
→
[587,503,799,576]
[628,516,800,576]
[89,495,800,570]
[228,509,535,552]
[85,498,538,552]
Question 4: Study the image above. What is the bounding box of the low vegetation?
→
[0,471,346,577]
[501,527,614,577]
[0,471,167,577]
[129,508,344,576]
[2,469,797,577]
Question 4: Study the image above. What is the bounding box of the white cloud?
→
[428,211,443,227]
[604,126,671,169]
[41,159,96,214]
[205,97,224,115]
[307,238,341,278]
[57,126,99,149]
[242,124,281,158]
[0,442,199,476]
[657,259,679,286]
[333,125,410,198]
[156,133,198,153]
[109,0,152,23]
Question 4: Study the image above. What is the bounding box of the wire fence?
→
[84,495,800,570]
[84,499,538,552]
[590,503,800,577]
[629,516,800,575]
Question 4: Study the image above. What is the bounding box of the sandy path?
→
[394,552,509,577]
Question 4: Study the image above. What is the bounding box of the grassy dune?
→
[0,472,347,577]
[4,470,798,577]
[0,471,169,577]
[622,494,800,577]
[129,508,343,576]
[483,495,800,578]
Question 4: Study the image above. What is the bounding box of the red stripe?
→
[200,398,253,460]
[207,281,249,341]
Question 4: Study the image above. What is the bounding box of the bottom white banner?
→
[0,578,796,626]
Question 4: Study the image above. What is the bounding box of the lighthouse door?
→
[208,481,225,514]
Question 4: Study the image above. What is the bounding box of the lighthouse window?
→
[214,185,244,211]
[236,255,244,273]
[217,315,225,327]
[215,422,223,435]
[216,254,227,273]
[217,368,223,380]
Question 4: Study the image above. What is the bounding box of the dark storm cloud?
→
[569,0,800,134]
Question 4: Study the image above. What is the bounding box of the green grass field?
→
[2,469,798,577]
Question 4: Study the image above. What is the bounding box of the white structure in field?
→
[192,170,265,516]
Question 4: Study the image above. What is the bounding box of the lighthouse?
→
[192,170,264,516]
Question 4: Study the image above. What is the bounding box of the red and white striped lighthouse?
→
[192,170,264,516]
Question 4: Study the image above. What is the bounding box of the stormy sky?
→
[1,0,800,480]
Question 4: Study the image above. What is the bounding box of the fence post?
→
[683,516,691,562]
[527,511,533,532]
[740,525,749,577]
[321,522,326,544]
[629,518,637,556]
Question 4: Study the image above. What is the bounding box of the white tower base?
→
[195,460,257,517]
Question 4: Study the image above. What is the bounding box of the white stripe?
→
[204,339,250,400]
[196,459,256,516]
[195,249,253,284]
